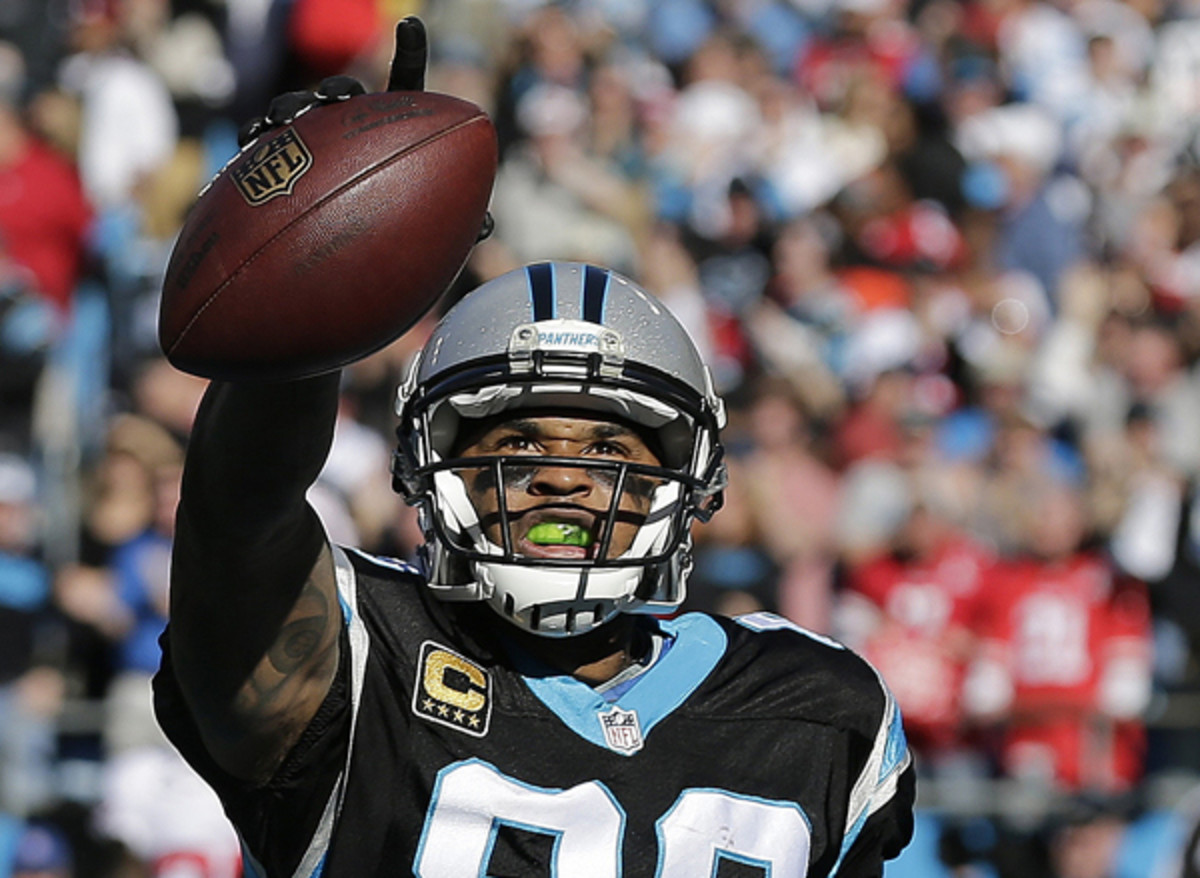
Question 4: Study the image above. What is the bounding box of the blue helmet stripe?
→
[527,263,555,321]
[582,264,609,324]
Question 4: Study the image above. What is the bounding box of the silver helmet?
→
[393,262,727,636]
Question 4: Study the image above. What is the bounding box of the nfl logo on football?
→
[233,130,313,206]
[599,706,644,754]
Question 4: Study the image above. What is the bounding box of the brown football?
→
[159,90,497,381]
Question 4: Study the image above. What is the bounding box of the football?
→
[159,90,497,381]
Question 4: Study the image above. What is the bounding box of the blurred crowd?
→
[4,0,1200,875]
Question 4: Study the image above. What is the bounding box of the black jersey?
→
[155,547,915,877]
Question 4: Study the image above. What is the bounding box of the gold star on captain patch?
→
[453,709,465,723]
[437,704,450,717]
[422,698,435,712]
[468,715,481,729]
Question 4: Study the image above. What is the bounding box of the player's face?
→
[454,414,663,560]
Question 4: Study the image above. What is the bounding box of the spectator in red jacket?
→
[843,491,993,765]
[965,480,1153,791]
[0,43,91,316]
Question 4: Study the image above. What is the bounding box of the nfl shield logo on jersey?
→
[599,705,643,754]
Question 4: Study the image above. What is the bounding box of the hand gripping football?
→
[159,90,497,381]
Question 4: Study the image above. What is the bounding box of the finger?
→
[386,16,427,92]
[237,116,266,148]
[476,211,495,242]
[264,90,317,126]
[316,75,366,102]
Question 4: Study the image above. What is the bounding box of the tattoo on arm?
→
[237,578,339,720]
[269,610,329,674]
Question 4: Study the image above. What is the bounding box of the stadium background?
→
[3,0,1200,874]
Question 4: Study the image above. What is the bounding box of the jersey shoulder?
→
[335,546,501,670]
[340,545,426,586]
[700,611,894,737]
[338,545,435,627]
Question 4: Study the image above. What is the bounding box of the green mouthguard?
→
[527,522,593,547]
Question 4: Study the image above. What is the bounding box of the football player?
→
[153,19,915,877]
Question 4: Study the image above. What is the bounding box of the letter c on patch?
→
[424,650,487,712]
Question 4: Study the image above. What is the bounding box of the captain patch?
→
[413,641,492,738]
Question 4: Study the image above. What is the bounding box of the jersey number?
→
[1015,593,1090,685]
[415,760,811,877]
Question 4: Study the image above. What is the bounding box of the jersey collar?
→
[510,613,727,755]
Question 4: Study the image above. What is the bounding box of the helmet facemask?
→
[420,450,697,633]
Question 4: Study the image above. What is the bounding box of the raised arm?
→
[166,374,342,783]
[157,18,433,784]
